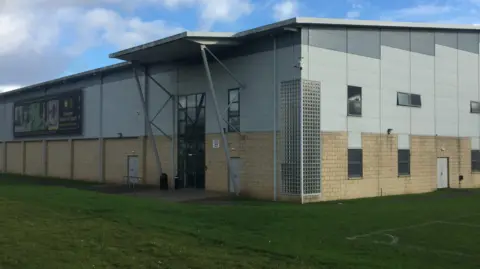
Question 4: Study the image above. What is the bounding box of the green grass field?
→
[1,174,480,269]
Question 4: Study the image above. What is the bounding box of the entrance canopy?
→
[109,32,241,64]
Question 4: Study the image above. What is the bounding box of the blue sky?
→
[0,0,479,92]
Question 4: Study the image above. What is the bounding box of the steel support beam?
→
[132,67,163,179]
[204,46,244,89]
[200,45,238,195]
[203,47,244,134]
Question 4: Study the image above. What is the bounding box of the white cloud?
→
[0,0,254,92]
[273,0,298,21]
[346,10,361,19]
[394,4,452,17]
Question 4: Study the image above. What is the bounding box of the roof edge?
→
[109,31,236,59]
[0,62,131,98]
[295,17,480,30]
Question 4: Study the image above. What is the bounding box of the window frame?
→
[398,149,411,176]
[347,85,362,117]
[348,149,363,178]
[470,101,480,114]
[227,88,240,132]
[397,92,422,108]
[471,150,480,173]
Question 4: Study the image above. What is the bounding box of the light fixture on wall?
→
[387,128,393,135]
[117,132,123,138]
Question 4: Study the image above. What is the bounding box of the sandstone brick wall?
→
[205,132,280,200]
[6,142,23,174]
[48,140,71,179]
[73,139,99,181]
[144,136,175,186]
[0,142,4,173]
[321,132,478,202]
[24,141,43,176]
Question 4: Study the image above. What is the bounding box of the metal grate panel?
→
[302,79,322,195]
[280,79,301,195]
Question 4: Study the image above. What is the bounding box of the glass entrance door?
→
[177,93,206,189]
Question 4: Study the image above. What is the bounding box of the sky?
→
[0,0,479,92]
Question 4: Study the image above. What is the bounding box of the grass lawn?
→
[1,175,480,269]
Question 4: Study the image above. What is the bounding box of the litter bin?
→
[160,173,168,190]
[174,175,181,190]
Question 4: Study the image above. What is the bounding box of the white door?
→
[229,157,242,193]
[127,155,139,184]
[437,158,449,189]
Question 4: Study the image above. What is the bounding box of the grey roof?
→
[109,17,480,59]
[108,31,236,59]
[0,62,130,98]
[3,17,480,98]
[236,17,480,37]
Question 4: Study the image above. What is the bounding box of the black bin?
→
[159,173,168,190]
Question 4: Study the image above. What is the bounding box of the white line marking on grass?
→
[437,221,480,228]
[346,221,438,240]
[346,212,480,241]
[372,234,399,245]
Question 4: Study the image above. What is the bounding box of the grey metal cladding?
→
[381,30,410,51]
[218,31,300,60]
[458,32,479,54]
[411,31,435,56]
[347,28,381,59]
[435,31,457,49]
[308,27,347,53]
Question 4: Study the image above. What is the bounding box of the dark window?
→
[398,149,411,176]
[472,150,480,172]
[348,85,362,116]
[470,101,480,114]
[410,94,422,106]
[228,88,240,132]
[348,149,363,178]
[397,92,422,107]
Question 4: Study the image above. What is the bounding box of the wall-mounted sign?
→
[212,139,220,149]
[13,90,83,138]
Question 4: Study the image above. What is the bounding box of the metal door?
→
[229,157,242,193]
[127,155,139,184]
[437,158,449,189]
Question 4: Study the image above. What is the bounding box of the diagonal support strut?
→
[200,45,239,195]
[203,46,245,135]
[132,67,163,180]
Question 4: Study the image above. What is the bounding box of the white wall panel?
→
[458,33,480,137]
[347,29,381,134]
[348,132,362,148]
[306,44,347,132]
[397,134,410,149]
[304,27,347,132]
[411,31,435,135]
[435,32,459,137]
[472,137,480,150]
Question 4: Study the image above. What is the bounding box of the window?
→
[228,88,240,132]
[397,92,422,107]
[472,150,480,172]
[348,149,363,178]
[348,85,362,116]
[470,101,480,114]
[398,150,410,176]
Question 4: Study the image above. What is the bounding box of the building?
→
[1,17,480,203]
